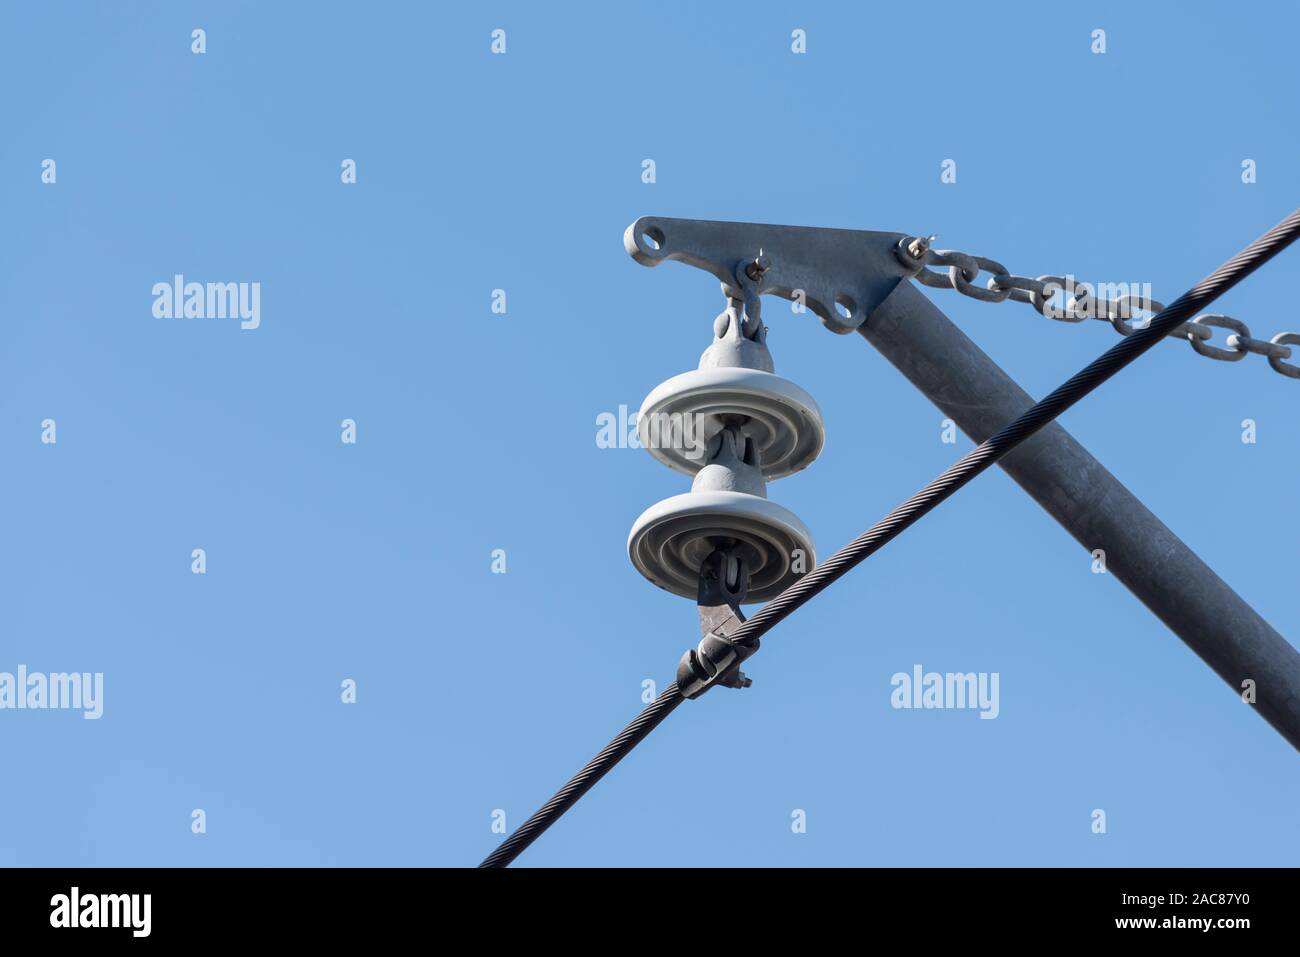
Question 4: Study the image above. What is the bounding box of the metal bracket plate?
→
[625,216,911,334]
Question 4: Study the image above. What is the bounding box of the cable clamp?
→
[676,627,759,700]
[677,549,760,700]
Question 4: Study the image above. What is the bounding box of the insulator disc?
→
[627,490,816,603]
[636,367,825,481]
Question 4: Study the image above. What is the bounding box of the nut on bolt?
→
[745,249,772,281]
[906,234,936,260]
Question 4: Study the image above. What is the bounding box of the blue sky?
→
[2,2,1297,867]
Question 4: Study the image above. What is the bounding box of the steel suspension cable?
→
[727,208,1300,649]
[478,683,684,868]
[480,207,1300,868]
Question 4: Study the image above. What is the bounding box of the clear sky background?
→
[2,2,1297,867]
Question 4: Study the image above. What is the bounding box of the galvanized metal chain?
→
[894,236,1300,379]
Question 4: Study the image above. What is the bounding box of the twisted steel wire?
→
[480,207,1300,868]
[727,206,1300,649]
[479,682,685,868]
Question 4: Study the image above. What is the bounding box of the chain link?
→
[896,237,1300,379]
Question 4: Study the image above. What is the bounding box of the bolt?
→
[906,234,936,260]
[745,249,772,281]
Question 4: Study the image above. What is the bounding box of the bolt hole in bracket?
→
[624,216,912,334]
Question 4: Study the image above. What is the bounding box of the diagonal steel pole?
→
[859,280,1300,749]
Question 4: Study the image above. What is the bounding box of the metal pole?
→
[860,281,1300,750]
